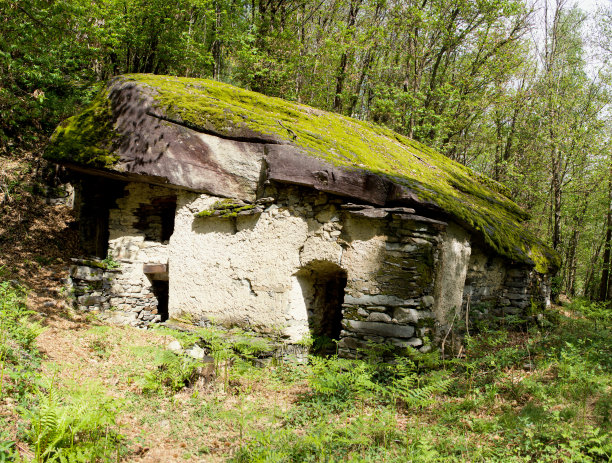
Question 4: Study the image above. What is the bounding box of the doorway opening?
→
[151,280,169,322]
[295,261,347,355]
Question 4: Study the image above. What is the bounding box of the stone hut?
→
[45,74,559,356]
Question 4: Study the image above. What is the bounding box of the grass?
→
[0,281,124,462]
[2,278,611,461]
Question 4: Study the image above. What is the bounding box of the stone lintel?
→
[344,320,415,338]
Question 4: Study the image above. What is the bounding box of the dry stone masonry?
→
[46,74,560,356]
[67,257,162,327]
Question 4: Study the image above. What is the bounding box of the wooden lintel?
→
[143,263,168,274]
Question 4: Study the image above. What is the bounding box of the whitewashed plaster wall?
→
[168,191,388,341]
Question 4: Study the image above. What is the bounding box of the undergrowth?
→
[0,280,125,462]
[24,381,123,462]
[227,302,612,462]
[3,278,611,462]
[121,302,612,461]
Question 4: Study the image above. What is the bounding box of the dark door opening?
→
[296,261,347,355]
[151,280,169,322]
[74,176,126,258]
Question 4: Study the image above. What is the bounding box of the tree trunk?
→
[550,141,562,250]
[333,0,361,112]
[599,172,612,301]
[584,231,604,298]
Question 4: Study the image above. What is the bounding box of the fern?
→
[24,382,123,462]
[142,351,200,395]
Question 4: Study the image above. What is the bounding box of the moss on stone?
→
[80,259,107,269]
[195,199,256,218]
[44,90,121,168]
[48,74,559,272]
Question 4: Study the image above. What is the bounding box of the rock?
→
[349,208,388,219]
[390,337,423,348]
[385,242,419,252]
[102,311,138,325]
[384,207,416,214]
[343,320,415,339]
[256,197,275,205]
[367,312,392,323]
[167,340,183,353]
[70,265,103,281]
[357,308,369,318]
[77,295,107,306]
[341,203,374,210]
[367,306,387,313]
[393,308,434,324]
[315,209,335,223]
[421,295,434,307]
[185,344,206,359]
[343,294,418,307]
[337,336,369,350]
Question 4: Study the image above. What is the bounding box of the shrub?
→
[141,351,201,395]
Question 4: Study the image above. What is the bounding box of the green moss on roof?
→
[47,74,559,272]
[45,90,120,169]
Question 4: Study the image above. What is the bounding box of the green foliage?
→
[44,89,119,168]
[0,279,126,462]
[0,0,100,151]
[100,254,120,270]
[141,351,200,395]
[0,280,43,402]
[23,382,123,462]
[305,352,452,412]
[232,408,405,463]
[0,281,41,357]
[0,441,19,463]
[142,325,274,395]
[565,298,612,328]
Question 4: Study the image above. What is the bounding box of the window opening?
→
[134,195,177,242]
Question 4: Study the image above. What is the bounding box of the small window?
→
[134,195,177,242]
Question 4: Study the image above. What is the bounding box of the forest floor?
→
[1,155,611,462]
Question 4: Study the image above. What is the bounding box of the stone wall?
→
[66,258,155,327]
[69,178,551,354]
[105,182,175,324]
[166,183,450,356]
[337,210,446,357]
[68,258,116,312]
[463,247,552,321]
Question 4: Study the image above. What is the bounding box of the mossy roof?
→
[46,74,559,273]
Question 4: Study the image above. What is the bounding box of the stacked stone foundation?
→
[337,213,444,358]
[67,258,161,327]
[463,249,552,323]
